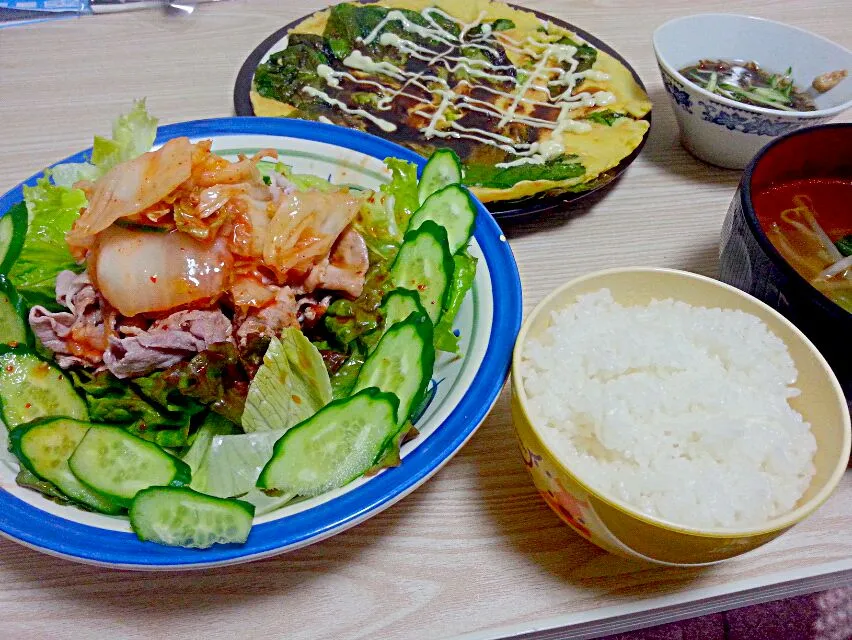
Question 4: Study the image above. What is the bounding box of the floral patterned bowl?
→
[510,268,850,565]
[653,14,852,169]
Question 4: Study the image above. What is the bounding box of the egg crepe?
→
[250,0,652,203]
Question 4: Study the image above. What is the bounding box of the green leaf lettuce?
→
[69,369,206,448]
[381,158,419,232]
[434,249,478,353]
[51,99,158,188]
[11,178,87,303]
[90,99,158,174]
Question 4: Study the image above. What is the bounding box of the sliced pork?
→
[103,310,234,379]
[29,270,109,369]
[303,226,369,298]
[234,286,299,348]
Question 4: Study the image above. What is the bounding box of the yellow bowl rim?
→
[511,266,852,539]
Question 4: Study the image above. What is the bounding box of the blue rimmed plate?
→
[0,117,522,569]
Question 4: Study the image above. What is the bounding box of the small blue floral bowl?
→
[653,14,852,169]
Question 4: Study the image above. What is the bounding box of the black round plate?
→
[233,2,652,223]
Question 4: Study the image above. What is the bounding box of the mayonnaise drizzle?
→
[305,6,614,166]
[301,86,397,132]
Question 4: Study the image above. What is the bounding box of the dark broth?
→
[679,59,816,112]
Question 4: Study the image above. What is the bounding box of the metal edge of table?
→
[454,559,852,640]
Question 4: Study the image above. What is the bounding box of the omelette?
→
[250,0,652,203]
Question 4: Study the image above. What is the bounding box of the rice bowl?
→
[519,288,816,530]
[510,267,850,565]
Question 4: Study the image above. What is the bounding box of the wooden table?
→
[1,1,850,638]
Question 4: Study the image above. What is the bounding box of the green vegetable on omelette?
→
[0,101,478,548]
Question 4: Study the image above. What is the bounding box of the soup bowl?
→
[511,268,850,565]
[719,123,852,405]
[653,14,852,169]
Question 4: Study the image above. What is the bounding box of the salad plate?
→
[0,116,521,569]
[233,0,652,223]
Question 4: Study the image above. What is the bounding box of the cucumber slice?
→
[9,417,124,514]
[0,274,29,346]
[0,346,88,428]
[409,185,476,255]
[418,149,462,205]
[0,202,28,275]
[354,313,434,425]
[381,289,427,331]
[130,486,255,549]
[257,387,400,496]
[363,289,427,354]
[389,221,454,325]
[69,425,191,506]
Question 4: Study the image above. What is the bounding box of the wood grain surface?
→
[0,1,850,639]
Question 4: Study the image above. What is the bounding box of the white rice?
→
[520,288,817,529]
